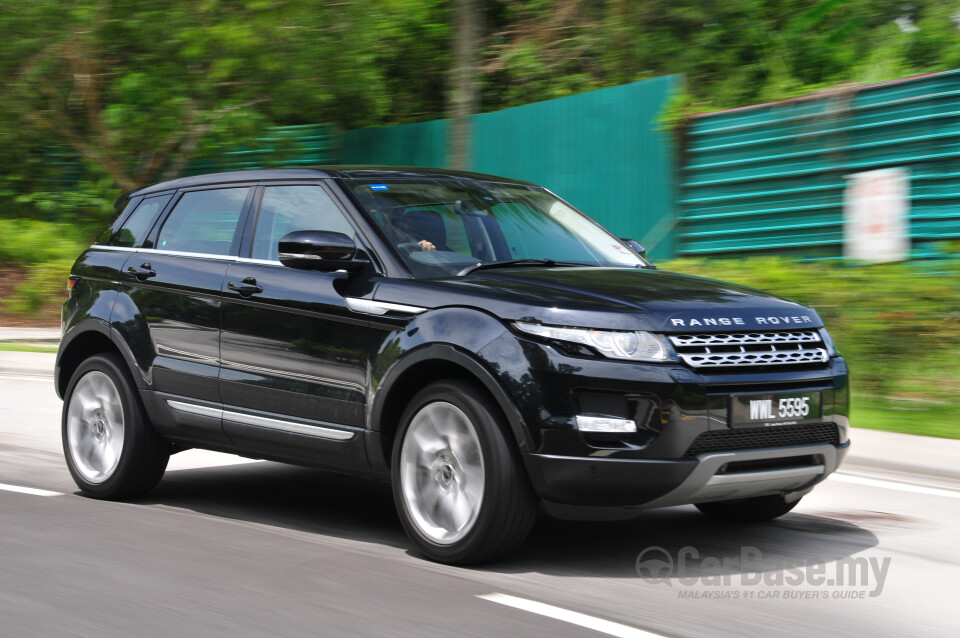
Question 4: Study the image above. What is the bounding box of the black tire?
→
[391,380,537,564]
[695,494,800,522]
[62,353,169,499]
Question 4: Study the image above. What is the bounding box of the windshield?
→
[345,177,647,277]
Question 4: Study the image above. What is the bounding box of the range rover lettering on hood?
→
[670,315,816,328]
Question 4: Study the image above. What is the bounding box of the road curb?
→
[0,352,57,379]
[845,427,960,482]
[0,327,62,344]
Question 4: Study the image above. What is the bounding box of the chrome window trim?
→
[94,245,282,266]
[91,246,350,269]
[92,245,234,261]
[166,400,355,441]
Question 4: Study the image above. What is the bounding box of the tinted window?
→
[110,195,171,247]
[251,186,355,261]
[157,188,249,256]
[96,196,139,245]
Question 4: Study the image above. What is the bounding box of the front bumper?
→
[525,442,849,508]
[479,333,852,508]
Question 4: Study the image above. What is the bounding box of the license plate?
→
[730,392,821,427]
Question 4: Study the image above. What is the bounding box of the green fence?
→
[342,119,448,168]
[679,70,960,258]
[341,76,680,260]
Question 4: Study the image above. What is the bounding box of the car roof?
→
[128,166,536,197]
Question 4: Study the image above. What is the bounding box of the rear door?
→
[219,182,375,467]
[118,185,254,445]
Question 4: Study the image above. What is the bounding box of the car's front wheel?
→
[695,494,800,522]
[392,380,537,564]
[62,353,169,499]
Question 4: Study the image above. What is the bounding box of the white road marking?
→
[478,593,665,638]
[0,375,53,382]
[832,472,960,499]
[0,483,63,497]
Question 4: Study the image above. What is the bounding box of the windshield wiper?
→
[457,259,595,276]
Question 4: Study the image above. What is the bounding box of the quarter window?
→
[157,188,249,256]
[251,186,355,261]
[108,195,171,247]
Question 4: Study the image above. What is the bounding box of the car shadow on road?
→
[487,507,883,580]
[143,461,882,578]
[144,461,410,550]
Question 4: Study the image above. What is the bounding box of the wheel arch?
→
[56,322,142,399]
[366,344,533,472]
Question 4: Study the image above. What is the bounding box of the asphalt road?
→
[1,355,958,638]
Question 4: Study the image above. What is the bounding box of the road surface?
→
[1,353,957,637]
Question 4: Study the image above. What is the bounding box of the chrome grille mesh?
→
[668,331,828,368]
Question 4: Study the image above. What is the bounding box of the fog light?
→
[575,415,637,434]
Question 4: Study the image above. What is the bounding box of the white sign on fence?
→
[843,167,910,262]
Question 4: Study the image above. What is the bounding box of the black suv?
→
[57,167,850,563]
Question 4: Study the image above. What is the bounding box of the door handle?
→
[127,263,156,280]
[227,277,263,297]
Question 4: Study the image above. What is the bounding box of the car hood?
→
[374,267,824,333]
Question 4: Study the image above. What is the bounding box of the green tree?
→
[478,0,960,112]
[0,0,449,197]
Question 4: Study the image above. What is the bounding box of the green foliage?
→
[852,396,960,439]
[11,178,117,232]
[0,0,450,198]
[662,256,960,413]
[0,219,85,316]
[4,0,960,195]
[481,0,960,117]
[0,219,85,265]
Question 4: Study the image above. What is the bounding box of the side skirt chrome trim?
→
[165,400,355,441]
[167,400,222,419]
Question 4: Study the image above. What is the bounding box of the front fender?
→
[366,307,535,468]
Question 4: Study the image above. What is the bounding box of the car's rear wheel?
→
[695,494,800,522]
[62,353,169,499]
[392,380,537,564]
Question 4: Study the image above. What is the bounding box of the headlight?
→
[818,328,838,356]
[513,321,671,362]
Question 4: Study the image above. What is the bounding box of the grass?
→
[0,342,59,354]
[852,396,960,440]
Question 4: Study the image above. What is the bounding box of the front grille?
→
[668,331,828,369]
[684,423,839,457]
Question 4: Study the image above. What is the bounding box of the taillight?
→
[67,275,79,291]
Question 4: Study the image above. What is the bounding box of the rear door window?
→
[157,188,250,256]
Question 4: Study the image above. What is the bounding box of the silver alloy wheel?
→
[399,401,486,545]
[66,370,125,484]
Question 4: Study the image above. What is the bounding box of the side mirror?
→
[620,238,647,258]
[278,231,367,272]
